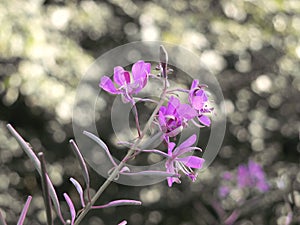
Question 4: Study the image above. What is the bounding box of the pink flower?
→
[165,134,205,187]
[237,160,269,192]
[219,186,230,197]
[158,96,197,140]
[189,79,213,126]
[100,60,151,103]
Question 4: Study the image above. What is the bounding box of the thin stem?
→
[132,103,141,138]
[224,210,239,225]
[74,77,168,225]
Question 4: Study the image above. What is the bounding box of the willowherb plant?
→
[2,45,213,224]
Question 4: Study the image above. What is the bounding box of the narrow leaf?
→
[63,193,76,225]
[69,140,90,199]
[91,200,141,209]
[70,178,85,207]
[83,131,117,166]
[17,196,32,225]
[6,124,65,224]
[0,210,7,225]
[38,152,53,225]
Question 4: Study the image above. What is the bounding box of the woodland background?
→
[0,0,299,224]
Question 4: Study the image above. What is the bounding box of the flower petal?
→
[198,115,211,126]
[167,176,181,187]
[132,61,150,93]
[177,104,197,119]
[191,79,199,89]
[257,180,269,192]
[174,147,202,157]
[100,76,120,94]
[132,60,150,82]
[237,165,250,188]
[166,96,180,114]
[168,142,176,155]
[113,66,130,86]
[188,172,198,182]
[178,156,205,169]
[248,160,264,179]
[158,110,167,131]
[219,186,230,197]
[174,134,197,155]
[191,95,205,110]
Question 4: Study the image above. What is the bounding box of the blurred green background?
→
[0,0,300,224]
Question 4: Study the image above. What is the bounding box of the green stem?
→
[74,78,167,225]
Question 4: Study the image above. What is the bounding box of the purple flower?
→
[222,172,233,181]
[165,134,205,187]
[189,79,213,126]
[100,60,151,103]
[237,160,269,192]
[219,186,230,197]
[158,96,197,140]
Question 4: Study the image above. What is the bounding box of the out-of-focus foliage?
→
[0,0,299,224]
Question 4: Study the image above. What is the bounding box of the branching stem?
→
[74,77,168,225]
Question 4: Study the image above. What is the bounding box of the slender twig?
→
[38,152,53,225]
[224,210,239,225]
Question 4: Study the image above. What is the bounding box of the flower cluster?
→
[237,160,269,192]
[99,55,213,187]
[219,160,269,198]
[158,96,196,140]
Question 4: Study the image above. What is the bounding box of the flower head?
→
[218,186,230,197]
[158,96,197,140]
[189,79,213,126]
[100,60,151,103]
[165,134,205,187]
[237,160,269,192]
